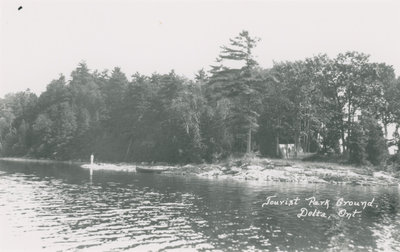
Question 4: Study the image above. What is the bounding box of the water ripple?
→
[1,162,400,252]
[0,172,214,251]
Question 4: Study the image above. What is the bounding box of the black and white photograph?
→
[1,0,400,251]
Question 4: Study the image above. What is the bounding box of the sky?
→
[1,0,399,98]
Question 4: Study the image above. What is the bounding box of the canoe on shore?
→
[136,166,169,174]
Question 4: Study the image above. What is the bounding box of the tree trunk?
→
[341,130,346,153]
[247,127,252,153]
[306,118,310,152]
[294,135,299,158]
[275,135,280,157]
[383,105,388,138]
[124,136,133,161]
[383,120,388,139]
[275,118,281,157]
[295,118,301,158]
[346,93,356,154]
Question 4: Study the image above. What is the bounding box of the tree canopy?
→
[1,31,399,167]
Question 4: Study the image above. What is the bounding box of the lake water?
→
[0,160,399,252]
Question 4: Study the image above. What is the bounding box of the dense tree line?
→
[1,31,399,166]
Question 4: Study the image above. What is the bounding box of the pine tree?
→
[208,30,262,153]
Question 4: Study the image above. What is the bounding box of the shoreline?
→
[1,156,399,186]
[0,157,85,165]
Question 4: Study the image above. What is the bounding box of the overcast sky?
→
[1,0,399,98]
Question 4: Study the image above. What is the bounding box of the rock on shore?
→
[167,158,400,186]
[5,157,396,186]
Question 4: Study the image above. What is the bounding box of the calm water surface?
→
[0,160,399,252]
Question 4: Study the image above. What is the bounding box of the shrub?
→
[348,122,368,165]
[365,119,388,165]
[348,117,388,166]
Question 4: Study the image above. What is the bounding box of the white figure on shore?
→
[90,154,94,177]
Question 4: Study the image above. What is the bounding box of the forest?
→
[1,31,400,168]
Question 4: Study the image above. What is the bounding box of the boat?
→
[136,166,169,174]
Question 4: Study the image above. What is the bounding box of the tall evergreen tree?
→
[208,30,262,153]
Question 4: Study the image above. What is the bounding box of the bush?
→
[302,152,347,163]
[348,122,368,165]
[387,153,400,172]
[365,119,388,165]
[347,117,388,166]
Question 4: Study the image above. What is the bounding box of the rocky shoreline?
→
[82,157,400,186]
[1,157,399,186]
[167,158,400,186]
